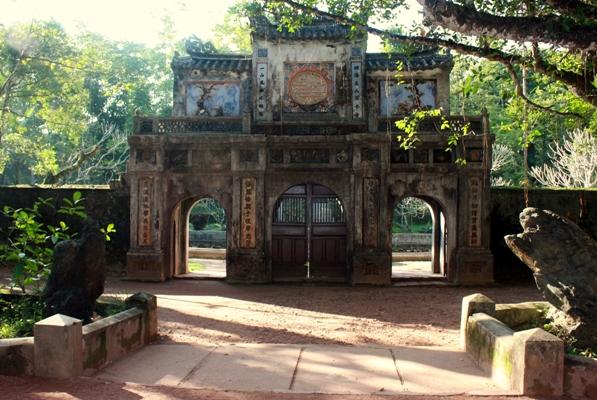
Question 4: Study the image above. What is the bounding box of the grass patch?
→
[188,261,206,272]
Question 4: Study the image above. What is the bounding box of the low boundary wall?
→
[461,293,597,398]
[0,292,156,377]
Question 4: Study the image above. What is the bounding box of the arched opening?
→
[179,197,227,279]
[271,183,347,282]
[391,197,446,279]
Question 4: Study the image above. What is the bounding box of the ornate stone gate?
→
[126,16,494,284]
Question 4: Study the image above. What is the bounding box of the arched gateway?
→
[125,16,494,285]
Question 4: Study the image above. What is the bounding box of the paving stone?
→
[291,345,403,394]
[392,346,501,394]
[97,344,214,386]
[180,343,302,391]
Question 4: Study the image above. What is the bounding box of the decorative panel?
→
[185,81,241,116]
[167,150,188,168]
[363,178,379,248]
[240,177,257,248]
[466,147,484,162]
[361,148,380,162]
[269,149,283,164]
[468,177,482,247]
[239,149,258,163]
[289,149,329,164]
[192,149,230,170]
[414,148,429,164]
[138,178,153,247]
[379,80,436,116]
[136,149,156,164]
[284,63,335,113]
[391,148,409,164]
[351,62,363,119]
[256,63,268,120]
[433,148,452,163]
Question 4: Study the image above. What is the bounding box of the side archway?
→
[391,196,446,279]
[169,194,231,279]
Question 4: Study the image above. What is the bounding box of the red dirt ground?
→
[2,275,551,399]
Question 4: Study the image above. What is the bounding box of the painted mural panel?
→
[284,63,335,113]
[185,81,241,117]
[379,80,436,116]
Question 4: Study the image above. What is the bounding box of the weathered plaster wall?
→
[253,38,362,122]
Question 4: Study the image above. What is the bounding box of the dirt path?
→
[105,279,543,347]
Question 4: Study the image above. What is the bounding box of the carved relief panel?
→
[363,178,380,248]
[138,177,153,247]
[283,63,335,113]
[240,177,257,248]
[468,177,482,247]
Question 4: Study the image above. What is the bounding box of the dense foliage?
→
[0,191,88,293]
[0,20,182,184]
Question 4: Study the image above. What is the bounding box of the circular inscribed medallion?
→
[288,70,329,106]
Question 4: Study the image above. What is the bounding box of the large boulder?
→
[42,219,106,323]
[504,208,597,348]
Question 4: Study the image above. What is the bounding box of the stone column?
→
[34,314,83,378]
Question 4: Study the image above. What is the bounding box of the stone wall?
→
[0,185,129,268]
[490,188,597,283]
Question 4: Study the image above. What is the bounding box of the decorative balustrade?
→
[133,113,488,136]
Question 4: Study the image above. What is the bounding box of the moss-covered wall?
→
[0,185,129,269]
[490,188,597,283]
[1,185,595,281]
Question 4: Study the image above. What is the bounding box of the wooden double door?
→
[272,184,347,281]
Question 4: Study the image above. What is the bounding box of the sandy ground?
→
[1,375,546,400]
[104,279,543,348]
[2,273,548,399]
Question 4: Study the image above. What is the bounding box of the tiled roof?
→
[250,16,358,40]
[366,50,453,71]
[172,54,252,72]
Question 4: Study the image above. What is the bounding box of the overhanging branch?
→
[271,0,597,108]
[417,0,597,51]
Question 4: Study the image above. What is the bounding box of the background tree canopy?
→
[0,19,182,185]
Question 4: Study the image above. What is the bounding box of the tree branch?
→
[544,0,597,22]
[504,62,582,118]
[271,0,597,108]
[417,0,597,51]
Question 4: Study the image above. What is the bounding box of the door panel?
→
[272,184,347,282]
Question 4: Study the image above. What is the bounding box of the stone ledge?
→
[0,292,157,378]
[0,337,34,376]
[462,294,587,398]
[564,355,597,400]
